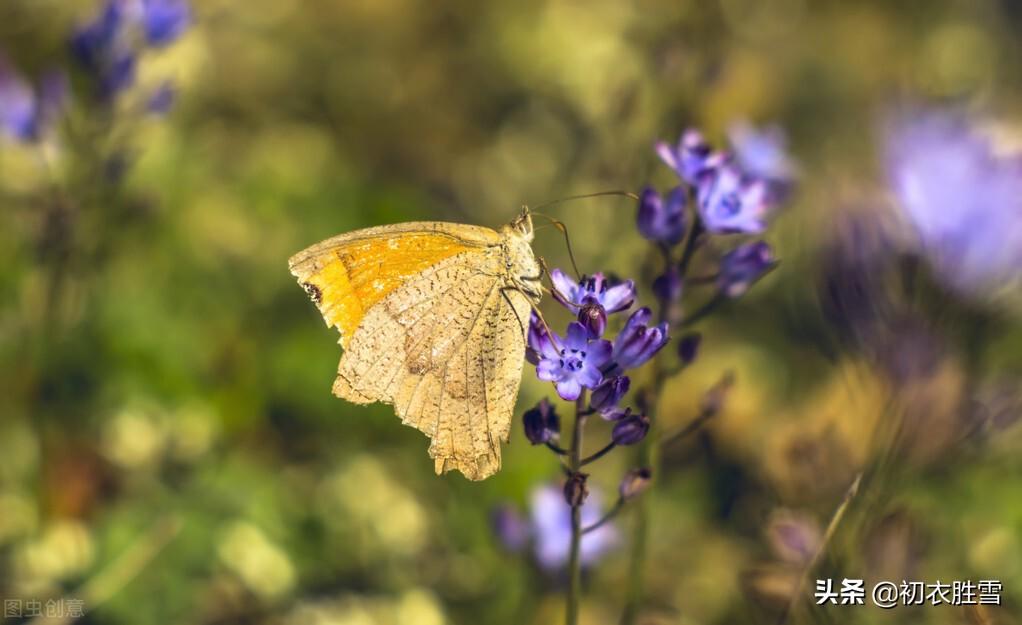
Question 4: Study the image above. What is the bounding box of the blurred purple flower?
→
[550,269,635,314]
[70,0,128,70]
[141,0,191,46]
[492,505,530,552]
[637,186,687,245]
[610,307,669,372]
[72,0,191,99]
[530,484,617,570]
[885,109,1022,296]
[697,162,772,234]
[523,398,560,445]
[652,265,683,302]
[728,120,798,187]
[718,241,776,298]
[533,321,612,401]
[0,58,67,142]
[656,129,720,185]
[677,332,702,365]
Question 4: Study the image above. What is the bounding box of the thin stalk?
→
[565,390,588,625]
[776,472,863,625]
[580,441,616,466]
[583,497,624,535]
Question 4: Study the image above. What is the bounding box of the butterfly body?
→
[289,212,540,480]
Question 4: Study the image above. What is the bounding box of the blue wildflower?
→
[885,109,1022,297]
[697,161,772,234]
[718,241,776,298]
[530,484,617,570]
[728,120,798,187]
[656,129,719,185]
[141,0,191,47]
[609,307,669,372]
[0,58,67,142]
[492,505,530,552]
[70,0,127,70]
[550,269,635,314]
[637,186,687,246]
[533,321,612,401]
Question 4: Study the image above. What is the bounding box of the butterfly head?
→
[506,207,535,242]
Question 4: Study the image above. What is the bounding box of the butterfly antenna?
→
[529,190,640,212]
[532,214,583,280]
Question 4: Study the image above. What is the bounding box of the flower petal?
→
[556,378,582,401]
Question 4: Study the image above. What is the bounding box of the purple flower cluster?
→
[0,1,191,147]
[645,123,791,298]
[526,271,666,419]
[71,0,192,103]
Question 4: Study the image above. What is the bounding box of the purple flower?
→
[589,375,630,415]
[656,129,720,185]
[610,307,669,372]
[492,505,530,552]
[141,0,191,47]
[550,269,635,314]
[718,241,776,298]
[728,120,798,186]
[523,398,560,445]
[697,162,773,234]
[637,186,687,245]
[719,239,772,298]
[530,484,617,570]
[0,59,67,142]
[885,109,1022,297]
[611,409,650,445]
[70,1,127,70]
[534,321,612,401]
[525,312,553,366]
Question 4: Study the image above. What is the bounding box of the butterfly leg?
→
[534,256,581,310]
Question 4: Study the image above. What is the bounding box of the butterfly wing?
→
[289,222,535,480]
[288,222,501,346]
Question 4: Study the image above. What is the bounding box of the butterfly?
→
[288,210,543,480]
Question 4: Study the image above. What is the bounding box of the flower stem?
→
[582,497,624,535]
[566,390,588,625]
[580,441,616,466]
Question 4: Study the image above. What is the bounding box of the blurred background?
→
[1,1,1021,624]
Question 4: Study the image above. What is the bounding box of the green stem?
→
[566,390,588,625]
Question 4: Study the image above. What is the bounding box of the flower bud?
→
[523,398,559,445]
[677,332,702,365]
[619,467,653,500]
[590,376,630,416]
[563,472,589,507]
[637,186,687,246]
[578,302,607,338]
[652,266,683,302]
[718,241,776,298]
[612,411,650,446]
